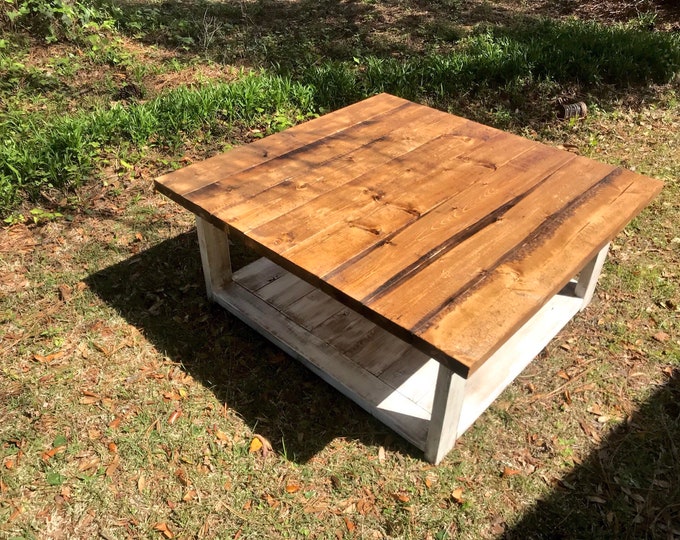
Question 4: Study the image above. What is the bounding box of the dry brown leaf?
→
[214,429,229,442]
[556,370,570,380]
[182,489,197,502]
[502,466,521,478]
[79,396,100,405]
[108,442,118,453]
[8,505,23,522]
[393,492,410,503]
[168,409,182,425]
[58,284,72,302]
[42,445,67,461]
[33,351,66,364]
[587,404,604,415]
[175,468,190,487]
[78,455,101,472]
[138,474,147,493]
[105,454,120,477]
[108,417,122,429]
[344,516,356,532]
[587,495,607,504]
[153,522,174,539]
[653,331,670,343]
[451,487,464,505]
[0,479,8,493]
[285,483,301,494]
[4,459,15,470]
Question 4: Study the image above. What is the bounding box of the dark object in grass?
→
[558,101,588,120]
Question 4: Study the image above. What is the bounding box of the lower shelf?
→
[214,257,585,455]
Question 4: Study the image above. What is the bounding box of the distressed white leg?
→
[575,242,610,310]
[196,217,232,300]
[425,364,467,464]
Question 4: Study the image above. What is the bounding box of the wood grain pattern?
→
[158,93,663,376]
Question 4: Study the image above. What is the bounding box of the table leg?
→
[196,217,232,300]
[575,242,610,310]
[425,364,467,464]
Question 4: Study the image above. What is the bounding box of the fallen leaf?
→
[0,479,7,493]
[168,409,182,425]
[249,434,272,457]
[556,370,570,380]
[33,351,65,364]
[105,454,120,477]
[175,467,190,486]
[502,466,521,478]
[451,487,464,505]
[78,455,101,472]
[249,437,263,453]
[8,505,23,522]
[138,474,147,493]
[108,442,118,453]
[285,482,301,494]
[393,492,410,503]
[344,516,356,532]
[587,495,607,504]
[653,331,670,343]
[4,459,15,470]
[182,489,197,502]
[58,284,72,302]
[587,404,604,416]
[154,522,174,539]
[378,446,386,463]
[108,417,122,429]
[42,445,67,461]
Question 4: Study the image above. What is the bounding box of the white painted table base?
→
[195,217,610,464]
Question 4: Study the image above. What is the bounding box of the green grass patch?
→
[304,19,680,109]
[0,73,314,215]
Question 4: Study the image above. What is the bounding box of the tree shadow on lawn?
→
[504,368,680,540]
[85,229,418,463]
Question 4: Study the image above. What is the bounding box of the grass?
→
[1,0,680,538]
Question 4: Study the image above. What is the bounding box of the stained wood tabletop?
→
[156,93,663,376]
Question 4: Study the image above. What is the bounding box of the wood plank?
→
[324,143,576,298]
[351,328,415,377]
[575,243,610,310]
[254,270,317,309]
[246,128,525,276]
[174,100,445,220]
[212,279,430,449]
[416,168,663,372]
[424,365,467,465]
[456,292,583,438]
[155,93,408,198]
[211,106,469,231]
[232,257,286,291]
[284,288,347,331]
[195,217,231,300]
[313,308,378,356]
[366,156,617,331]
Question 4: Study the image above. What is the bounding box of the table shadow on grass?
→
[503,368,680,540]
[85,230,420,463]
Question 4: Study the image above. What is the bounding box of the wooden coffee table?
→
[156,94,662,463]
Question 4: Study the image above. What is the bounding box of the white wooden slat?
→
[196,217,232,299]
[254,270,317,309]
[575,243,610,310]
[232,257,286,291]
[212,279,429,448]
